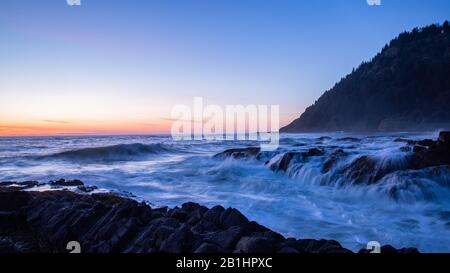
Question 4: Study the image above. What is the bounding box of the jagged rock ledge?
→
[0,182,418,253]
[213,132,450,187]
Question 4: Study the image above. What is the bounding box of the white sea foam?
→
[0,132,449,252]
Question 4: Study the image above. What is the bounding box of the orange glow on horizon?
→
[0,119,173,137]
[0,112,293,137]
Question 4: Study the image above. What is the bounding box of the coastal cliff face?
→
[282,22,450,132]
[0,183,417,254]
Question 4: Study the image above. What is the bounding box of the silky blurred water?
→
[0,132,449,252]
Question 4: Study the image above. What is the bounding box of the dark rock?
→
[277,245,300,253]
[292,239,350,253]
[194,242,224,253]
[379,244,398,253]
[399,146,412,152]
[317,240,351,253]
[397,247,420,254]
[219,208,249,229]
[269,152,300,172]
[169,207,188,221]
[413,145,427,153]
[293,143,307,147]
[203,205,225,225]
[322,149,347,173]
[153,225,175,239]
[337,137,360,142]
[305,148,325,157]
[51,179,84,187]
[160,226,196,253]
[342,156,378,184]
[77,185,98,193]
[0,182,417,253]
[394,138,417,145]
[341,154,410,184]
[358,245,419,254]
[191,219,220,234]
[235,236,276,253]
[242,221,271,234]
[185,207,208,225]
[249,230,285,243]
[0,181,39,192]
[410,132,450,169]
[270,148,324,172]
[439,131,450,143]
[416,139,435,147]
[181,202,202,213]
[204,226,244,250]
[255,151,280,162]
[213,147,260,160]
[317,136,332,141]
[152,206,168,214]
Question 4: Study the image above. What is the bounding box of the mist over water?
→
[0,133,449,252]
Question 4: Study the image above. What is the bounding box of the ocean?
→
[0,132,449,252]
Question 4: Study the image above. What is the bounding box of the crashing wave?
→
[212,132,450,201]
[373,166,450,202]
[40,143,179,162]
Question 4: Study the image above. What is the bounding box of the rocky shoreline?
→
[214,132,450,190]
[3,132,445,253]
[0,181,418,253]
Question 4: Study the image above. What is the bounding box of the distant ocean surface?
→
[1,132,449,252]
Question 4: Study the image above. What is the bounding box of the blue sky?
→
[0,0,449,135]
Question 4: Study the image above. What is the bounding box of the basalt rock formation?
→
[213,132,450,189]
[0,181,417,253]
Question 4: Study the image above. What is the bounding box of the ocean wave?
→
[212,138,450,202]
[39,143,180,162]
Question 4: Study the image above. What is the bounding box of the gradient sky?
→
[1,0,449,136]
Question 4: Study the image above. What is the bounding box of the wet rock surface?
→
[50,178,84,187]
[337,132,450,185]
[323,149,347,173]
[0,181,417,253]
[213,131,450,186]
[341,155,401,185]
[0,181,39,192]
[268,149,325,173]
[213,147,261,160]
[410,131,450,169]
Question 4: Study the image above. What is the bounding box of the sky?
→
[0,0,449,136]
